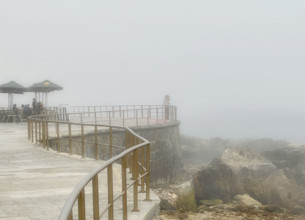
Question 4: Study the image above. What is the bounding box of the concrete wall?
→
[48,122,183,187]
[132,122,184,186]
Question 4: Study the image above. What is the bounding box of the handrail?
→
[59,137,149,220]
[32,105,177,127]
[27,105,176,220]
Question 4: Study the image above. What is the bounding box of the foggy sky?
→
[1,1,305,143]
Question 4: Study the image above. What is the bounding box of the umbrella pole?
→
[42,93,44,108]
[8,93,13,110]
[44,93,46,108]
[46,93,47,108]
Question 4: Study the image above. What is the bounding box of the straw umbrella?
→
[27,80,63,108]
[0,81,26,110]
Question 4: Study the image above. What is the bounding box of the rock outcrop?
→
[193,147,305,214]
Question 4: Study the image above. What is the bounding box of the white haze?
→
[1,1,305,143]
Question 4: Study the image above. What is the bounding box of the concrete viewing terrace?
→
[0,122,160,220]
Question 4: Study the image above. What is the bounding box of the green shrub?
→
[175,190,197,212]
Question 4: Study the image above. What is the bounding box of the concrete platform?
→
[0,123,160,220]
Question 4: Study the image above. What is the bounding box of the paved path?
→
[0,123,159,220]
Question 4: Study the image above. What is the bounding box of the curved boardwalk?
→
[0,123,159,220]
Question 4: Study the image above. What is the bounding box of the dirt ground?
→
[155,211,305,220]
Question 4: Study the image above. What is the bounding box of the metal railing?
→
[27,105,177,220]
[69,105,177,126]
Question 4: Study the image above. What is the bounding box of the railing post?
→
[31,120,34,143]
[122,110,125,126]
[129,134,134,174]
[108,164,114,220]
[125,131,130,171]
[122,156,127,220]
[133,105,136,117]
[164,105,173,123]
[109,127,112,158]
[56,122,60,152]
[161,106,164,121]
[145,143,151,201]
[136,110,138,127]
[94,125,98,160]
[39,121,42,145]
[132,148,139,212]
[94,107,96,123]
[68,211,73,220]
[149,105,151,119]
[81,125,84,158]
[78,189,86,220]
[46,121,49,150]
[140,147,145,193]
[92,175,99,220]
[108,112,111,125]
[68,123,72,155]
[27,119,30,141]
[42,121,46,148]
[147,109,149,126]
[141,105,143,118]
[35,121,37,144]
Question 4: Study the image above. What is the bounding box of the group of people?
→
[11,98,44,123]
[31,98,44,115]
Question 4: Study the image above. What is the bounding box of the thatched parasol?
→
[0,81,26,110]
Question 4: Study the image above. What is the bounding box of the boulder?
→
[160,198,176,211]
[193,147,305,214]
[233,194,262,207]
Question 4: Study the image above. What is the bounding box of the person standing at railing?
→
[13,104,21,124]
[23,104,30,118]
[163,95,170,120]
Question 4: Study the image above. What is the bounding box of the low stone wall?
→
[48,122,183,187]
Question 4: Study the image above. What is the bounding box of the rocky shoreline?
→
[153,136,305,219]
[153,184,305,219]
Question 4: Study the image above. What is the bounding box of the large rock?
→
[262,146,305,186]
[193,147,305,214]
[233,194,262,207]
